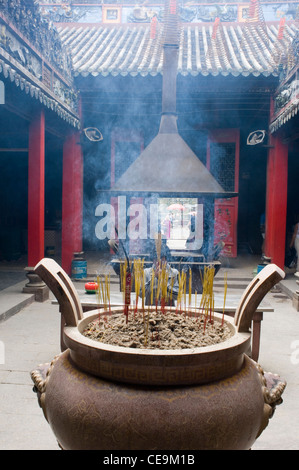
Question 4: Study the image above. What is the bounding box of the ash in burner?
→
[82,310,233,350]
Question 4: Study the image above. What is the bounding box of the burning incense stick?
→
[142,270,145,314]
[150,269,155,306]
[97,277,101,303]
[113,227,131,322]
[155,232,162,261]
[170,276,174,305]
[183,271,186,309]
[222,272,228,326]
[134,259,141,314]
[199,265,215,329]
[106,274,111,311]
[189,268,192,311]
[124,268,131,323]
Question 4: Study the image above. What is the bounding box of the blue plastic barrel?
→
[71,258,87,279]
[257,264,265,273]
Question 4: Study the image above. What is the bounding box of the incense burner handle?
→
[35,258,83,328]
[234,264,285,333]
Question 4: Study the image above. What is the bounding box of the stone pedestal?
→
[23,267,49,302]
[292,280,299,311]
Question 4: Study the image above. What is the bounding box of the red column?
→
[61,132,83,274]
[28,110,45,267]
[265,133,288,269]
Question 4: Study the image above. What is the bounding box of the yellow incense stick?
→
[99,277,105,306]
[170,276,174,304]
[142,271,145,311]
[189,268,192,307]
[183,271,186,308]
[98,276,102,304]
[150,270,155,306]
[155,233,162,261]
[222,272,228,325]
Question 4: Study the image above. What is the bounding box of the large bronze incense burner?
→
[31,258,286,450]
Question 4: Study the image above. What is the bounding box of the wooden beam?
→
[0,148,28,152]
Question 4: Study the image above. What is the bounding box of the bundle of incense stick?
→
[221,272,228,326]
[146,259,171,311]
[120,260,127,304]
[155,233,162,261]
[142,270,145,313]
[133,258,144,313]
[143,269,156,347]
[120,259,132,321]
[154,261,163,310]
[150,269,155,306]
[176,270,187,313]
[158,261,169,312]
[188,268,192,309]
[97,274,111,311]
[199,266,215,330]
[169,275,175,305]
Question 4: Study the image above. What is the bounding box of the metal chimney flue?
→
[111,0,236,198]
[159,44,179,134]
[159,0,180,134]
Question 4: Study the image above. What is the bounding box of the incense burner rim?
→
[64,306,250,358]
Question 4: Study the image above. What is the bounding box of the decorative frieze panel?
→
[275,76,299,111]
[0,0,73,81]
[0,10,80,127]
[0,22,42,79]
[270,64,299,133]
[0,57,80,128]
[42,62,52,89]
[37,1,299,24]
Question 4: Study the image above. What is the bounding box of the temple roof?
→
[58,21,297,78]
